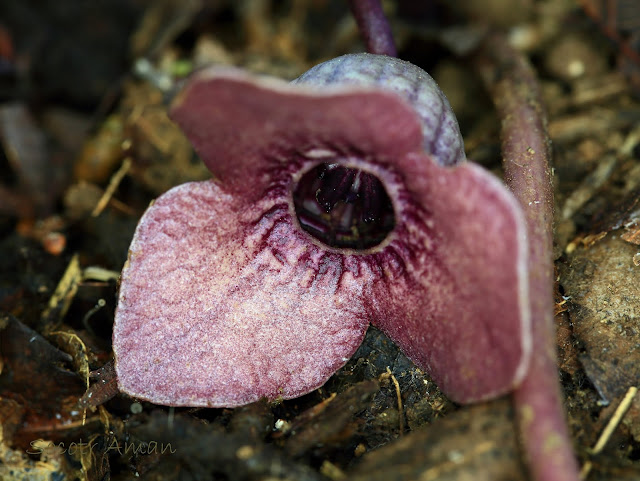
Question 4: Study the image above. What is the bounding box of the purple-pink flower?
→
[113,54,530,408]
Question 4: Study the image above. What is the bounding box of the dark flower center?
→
[293,163,395,250]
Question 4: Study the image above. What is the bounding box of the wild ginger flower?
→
[113,53,530,407]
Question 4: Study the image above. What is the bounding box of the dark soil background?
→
[1,1,639,480]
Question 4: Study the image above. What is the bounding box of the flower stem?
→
[474,34,581,481]
[348,0,397,57]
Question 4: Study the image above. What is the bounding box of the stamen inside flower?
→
[293,163,395,249]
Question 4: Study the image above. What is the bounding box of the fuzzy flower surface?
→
[113,54,530,408]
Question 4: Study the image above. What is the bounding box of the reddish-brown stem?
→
[348,0,397,57]
[474,34,581,481]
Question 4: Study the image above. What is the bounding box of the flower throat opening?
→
[293,163,395,250]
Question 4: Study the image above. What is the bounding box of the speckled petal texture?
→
[113,181,370,407]
[368,156,530,402]
[169,65,425,202]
